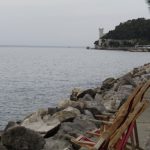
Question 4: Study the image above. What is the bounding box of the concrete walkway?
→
[137,87,150,149]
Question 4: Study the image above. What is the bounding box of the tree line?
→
[102,18,150,44]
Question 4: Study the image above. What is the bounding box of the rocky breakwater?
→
[0,63,150,150]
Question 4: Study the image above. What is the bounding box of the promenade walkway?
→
[137,87,150,148]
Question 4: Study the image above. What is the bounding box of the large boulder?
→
[70,88,96,101]
[85,100,106,116]
[114,73,136,91]
[21,108,61,137]
[1,126,45,150]
[56,116,97,138]
[52,107,80,122]
[101,77,116,90]
[102,84,133,110]
[58,100,86,110]
[77,89,96,99]
[22,117,61,137]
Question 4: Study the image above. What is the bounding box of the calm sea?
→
[0,47,150,129]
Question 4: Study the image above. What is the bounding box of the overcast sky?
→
[0,0,149,46]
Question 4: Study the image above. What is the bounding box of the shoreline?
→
[90,47,150,52]
[0,63,150,150]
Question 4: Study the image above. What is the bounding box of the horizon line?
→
[0,45,85,48]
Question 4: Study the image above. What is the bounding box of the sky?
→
[0,0,149,47]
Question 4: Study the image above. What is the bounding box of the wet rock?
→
[101,77,116,90]
[1,126,45,150]
[52,107,80,122]
[58,100,86,110]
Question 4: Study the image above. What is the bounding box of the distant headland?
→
[93,18,150,52]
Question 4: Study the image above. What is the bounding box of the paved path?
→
[137,87,150,149]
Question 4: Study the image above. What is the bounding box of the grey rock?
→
[133,68,139,75]
[1,126,45,150]
[21,108,61,137]
[101,77,116,90]
[48,107,59,115]
[142,74,150,81]
[22,117,60,137]
[56,116,97,138]
[85,100,106,115]
[58,100,86,110]
[77,89,96,99]
[102,86,133,110]
[70,88,82,101]
[94,93,103,102]
[70,88,96,101]
[83,110,94,118]
[114,73,136,91]
[4,121,18,132]
[42,137,74,150]
[81,94,94,101]
[146,67,150,74]
[52,107,79,122]
[134,70,147,77]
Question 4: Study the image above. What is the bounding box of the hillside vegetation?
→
[102,18,150,44]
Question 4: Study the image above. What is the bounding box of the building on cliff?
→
[94,28,136,49]
[94,28,105,49]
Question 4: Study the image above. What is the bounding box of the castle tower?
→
[99,28,104,39]
[98,28,104,47]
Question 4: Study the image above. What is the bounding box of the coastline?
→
[90,47,150,52]
[0,63,150,150]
